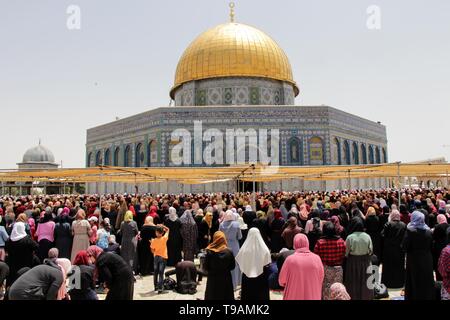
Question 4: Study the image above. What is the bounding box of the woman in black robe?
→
[164,207,183,267]
[432,214,449,281]
[204,231,235,300]
[364,208,382,263]
[402,211,435,300]
[198,213,213,251]
[54,212,73,260]
[87,246,135,300]
[180,210,198,262]
[380,211,406,288]
[138,216,157,276]
[269,209,285,253]
[251,211,270,248]
[5,222,39,287]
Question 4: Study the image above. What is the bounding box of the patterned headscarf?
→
[206,231,228,253]
[330,283,351,300]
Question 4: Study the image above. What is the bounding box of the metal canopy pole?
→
[397,162,401,207]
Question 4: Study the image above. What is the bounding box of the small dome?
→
[22,144,56,164]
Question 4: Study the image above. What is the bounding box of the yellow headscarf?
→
[203,212,213,229]
[124,211,134,222]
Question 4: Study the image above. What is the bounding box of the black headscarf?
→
[347,217,365,235]
[322,221,339,240]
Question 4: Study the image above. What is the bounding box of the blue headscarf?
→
[407,211,430,231]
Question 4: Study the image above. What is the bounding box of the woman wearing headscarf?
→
[164,207,183,267]
[380,210,406,288]
[314,221,346,300]
[269,209,285,253]
[87,245,134,300]
[344,217,373,300]
[252,211,270,248]
[305,209,323,252]
[147,205,160,225]
[242,205,257,242]
[180,210,198,262]
[0,222,9,262]
[364,206,382,263]
[54,208,73,260]
[438,229,450,300]
[402,211,435,300]
[399,204,411,225]
[199,212,213,251]
[35,210,55,261]
[8,257,72,300]
[71,209,92,263]
[137,216,156,276]
[279,233,324,300]
[204,231,236,300]
[432,214,449,281]
[281,216,302,250]
[298,204,309,228]
[118,211,139,273]
[330,282,351,300]
[236,228,271,300]
[69,250,98,300]
[219,210,242,290]
[5,222,39,287]
[330,215,346,240]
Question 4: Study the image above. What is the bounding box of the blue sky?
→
[1,0,449,168]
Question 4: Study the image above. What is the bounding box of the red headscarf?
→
[148,205,158,218]
[87,245,104,260]
[74,250,91,266]
[274,209,283,220]
[128,205,136,217]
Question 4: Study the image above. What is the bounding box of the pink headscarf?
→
[389,210,401,222]
[61,207,70,217]
[299,204,309,221]
[330,283,351,300]
[56,258,72,300]
[293,233,310,253]
[437,214,447,225]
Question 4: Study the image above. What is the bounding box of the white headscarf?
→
[235,228,271,278]
[245,205,253,212]
[168,206,178,222]
[10,222,27,242]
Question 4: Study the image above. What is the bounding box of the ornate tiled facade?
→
[86,105,388,193]
[174,77,295,106]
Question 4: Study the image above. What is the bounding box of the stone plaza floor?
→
[98,266,404,301]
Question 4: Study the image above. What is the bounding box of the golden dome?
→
[170,22,299,99]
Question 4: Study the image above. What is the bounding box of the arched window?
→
[288,137,302,165]
[352,142,359,165]
[382,148,387,163]
[343,140,351,165]
[375,147,381,164]
[309,137,324,165]
[124,145,132,167]
[87,152,92,168]
[361,144,367,164]
[104,149,111,166]
[114,147,120,166]
[95,151,103,166]
[135,143,145,167]
[332,138,342,165]
[369,146,375,164]
[147,140,157,167]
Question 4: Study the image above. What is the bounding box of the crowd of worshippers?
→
[0,188,449,301]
